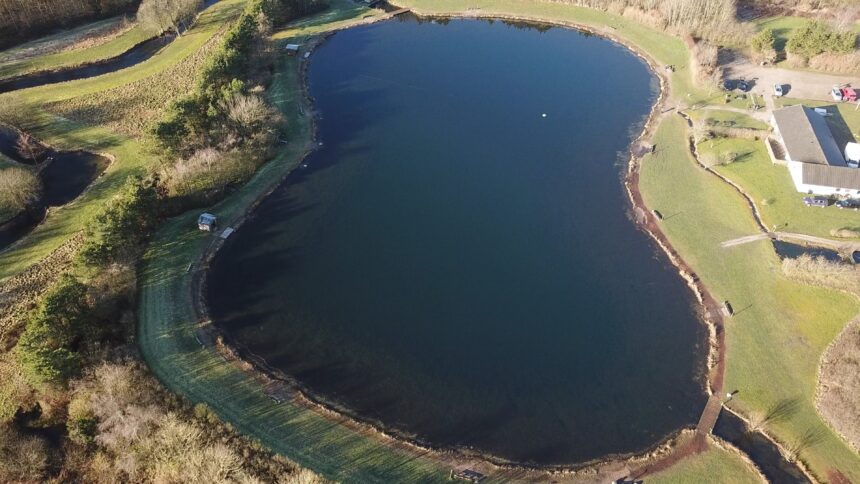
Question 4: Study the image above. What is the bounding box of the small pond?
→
[772,240,842,263]
[0,125,109,251]
[208,15,707,465]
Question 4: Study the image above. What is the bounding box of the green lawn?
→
[0,24,151,81]
[697,137,860,237]
[272,0,387,40]
[647,442,763,484]
[0,0,246,281]
[642,115,860,481]
[685,108,769,130]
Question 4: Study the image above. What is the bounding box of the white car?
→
[832,86,844,101]
[773,84,784,97]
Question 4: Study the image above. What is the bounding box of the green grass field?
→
[0,23,151,81]
[647,442,763,484]
[685,109,769,130]
[642,116,860,481]
[695,137,860,237]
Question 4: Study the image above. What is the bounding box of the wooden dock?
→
[696,393,723,435]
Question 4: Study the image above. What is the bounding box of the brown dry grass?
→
[818,320,860,452]
[809,51,860,75]
[45,25,228,139]
[782,254,858,293]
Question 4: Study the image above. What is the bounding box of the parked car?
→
[773,84,784,97]
[737,79,750,92]
[803,196,830,208]
[831,86,844,101]
[723,79,735,91]
[836,199,860,210]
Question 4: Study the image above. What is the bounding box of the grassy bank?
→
[138,13,455,481]
[647,441,764,484]
[641,115,860,480]
[0,24,151,81]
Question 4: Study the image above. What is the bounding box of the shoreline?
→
[178,7,769,481]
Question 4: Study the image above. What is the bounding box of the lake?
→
[208,15,707,465]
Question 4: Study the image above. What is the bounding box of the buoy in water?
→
[542,113,547,118]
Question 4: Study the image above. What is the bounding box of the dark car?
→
[737,79,751,92]
[803,196,830,208]
[836,199,860,210]
[723,79,736,91]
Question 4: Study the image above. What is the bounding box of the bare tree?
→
[136,0,202,36]
[15,133,46,162]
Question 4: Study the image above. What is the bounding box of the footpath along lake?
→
[208,15,707,465]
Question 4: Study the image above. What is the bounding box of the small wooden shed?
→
[198,213,217,232]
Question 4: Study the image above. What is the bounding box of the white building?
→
[769,104,860,196]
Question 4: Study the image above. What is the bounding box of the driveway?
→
[723,57,860,103]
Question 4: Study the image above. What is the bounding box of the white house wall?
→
[787,160,860,196]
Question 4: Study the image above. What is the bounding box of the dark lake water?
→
[208,15,707,465]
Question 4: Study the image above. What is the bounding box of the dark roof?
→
[802,163,860,190]
[772,105,845,166]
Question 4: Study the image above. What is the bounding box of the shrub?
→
[0,424,48,481]
[831,228,860,238]
[0,166,41,221]
[690,41,719,87]
[79,175,161,266]
[787,21,857,58]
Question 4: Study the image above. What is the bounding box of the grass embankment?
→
[647,441,764,484]
[685,109,769,130]
[0,0,245,281]
[138,8,453,481]
[641,115,860,481]
[0,23,150,81]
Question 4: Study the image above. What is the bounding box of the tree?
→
[79,175,161,266]
[136,0,202,36]
[15,274,89,386]
[751,28,776,53]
